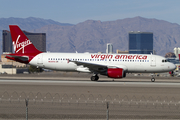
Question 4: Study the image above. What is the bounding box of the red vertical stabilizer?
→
[9,25,41,54]
[5,25,42,64]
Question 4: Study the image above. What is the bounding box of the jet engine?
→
[107,68,126,78]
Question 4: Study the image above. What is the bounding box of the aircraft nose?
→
[170,63,176,71]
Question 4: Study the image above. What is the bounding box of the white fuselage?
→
[29,53,176,73]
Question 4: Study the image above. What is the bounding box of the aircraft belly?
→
[128,63,158,73]
[44,62,77,71]
[131,65,144,72]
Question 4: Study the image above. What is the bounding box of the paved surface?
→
[0,72,180,119]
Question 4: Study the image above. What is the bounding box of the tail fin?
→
[9,25,41,54]
[5,25,42,64]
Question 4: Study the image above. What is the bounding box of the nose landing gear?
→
[151,78,155,82]
[151,73,155,82]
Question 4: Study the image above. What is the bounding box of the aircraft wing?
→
[70,60,108,74]
[70,60,128,75]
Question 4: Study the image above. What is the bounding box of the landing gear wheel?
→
[91,76,96,81]
[95,76,99,81]
[91,75,99,81]
[151,78,155,82]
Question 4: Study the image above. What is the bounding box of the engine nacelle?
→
[107,68,126,78]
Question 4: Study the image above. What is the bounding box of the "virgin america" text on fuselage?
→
[91,54,147,60]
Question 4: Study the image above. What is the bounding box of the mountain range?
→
[0,16,180,56]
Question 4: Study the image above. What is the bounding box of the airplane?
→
[5,25,176,82]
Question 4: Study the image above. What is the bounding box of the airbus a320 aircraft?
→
[6,25,176,82]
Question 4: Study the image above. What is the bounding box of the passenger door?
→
[151,56,156,67]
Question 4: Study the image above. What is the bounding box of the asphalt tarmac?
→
[0,72,180,119]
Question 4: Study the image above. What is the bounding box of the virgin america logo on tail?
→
[13,35,32,53]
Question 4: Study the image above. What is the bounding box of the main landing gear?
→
[91,74,99,81]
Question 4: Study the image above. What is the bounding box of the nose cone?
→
[169,63,176,71]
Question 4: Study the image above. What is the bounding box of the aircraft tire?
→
[95,76,99,81]
[91,76,96,81]
[91,75,99,81]
[151,78,155,82]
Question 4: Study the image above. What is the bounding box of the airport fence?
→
[0,91,180,119]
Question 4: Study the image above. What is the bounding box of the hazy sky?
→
[1,0,180,24]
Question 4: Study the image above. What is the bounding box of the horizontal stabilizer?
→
[5,54,29,62]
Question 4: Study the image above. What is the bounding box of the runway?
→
[0,75,180,119]
[0,77,180,101]
[1,78,180,86]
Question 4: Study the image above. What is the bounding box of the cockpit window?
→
[162,59,168,62]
